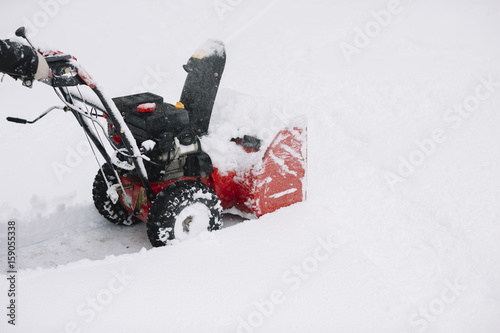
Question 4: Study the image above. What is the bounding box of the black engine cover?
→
[112,92,190,144]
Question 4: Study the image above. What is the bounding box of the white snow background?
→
[1,0,500,332]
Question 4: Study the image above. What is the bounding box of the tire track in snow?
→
[0,205,245,271]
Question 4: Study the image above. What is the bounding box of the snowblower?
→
[0,27,307,247]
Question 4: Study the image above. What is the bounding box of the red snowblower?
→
[0,27,307,246]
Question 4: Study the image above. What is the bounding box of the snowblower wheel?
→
[147,180,223,247]
[92,164,141,226]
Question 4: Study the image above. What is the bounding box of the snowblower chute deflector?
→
[0,27,307,247]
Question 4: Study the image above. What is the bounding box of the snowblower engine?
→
[108,93,211,181]
[108,40,226,181]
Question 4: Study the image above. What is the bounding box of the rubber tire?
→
[147,180,223,247]
[92,164,140,226]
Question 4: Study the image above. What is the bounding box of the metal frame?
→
[43,59,156,201]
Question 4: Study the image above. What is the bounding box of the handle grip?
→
[6,117,28,124]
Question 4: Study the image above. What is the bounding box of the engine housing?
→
[108,92,213,181]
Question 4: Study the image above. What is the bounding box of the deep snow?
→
[1,0,500,332]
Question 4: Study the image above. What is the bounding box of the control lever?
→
[15,27,36,50]
[6,106,66,125]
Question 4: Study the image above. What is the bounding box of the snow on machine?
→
[0,27,307,246]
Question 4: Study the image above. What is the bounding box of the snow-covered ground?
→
[1,0,500,332]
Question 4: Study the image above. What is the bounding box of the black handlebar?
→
[6,117,28,124]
